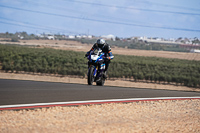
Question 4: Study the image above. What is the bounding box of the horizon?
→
[1,31,199,40]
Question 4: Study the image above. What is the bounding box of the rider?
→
[85,38,114,78]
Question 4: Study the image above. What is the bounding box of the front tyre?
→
[88,66,94,85]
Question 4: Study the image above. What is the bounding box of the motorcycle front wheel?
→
[88,66,95,85]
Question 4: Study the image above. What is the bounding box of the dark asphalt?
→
[0,79,199,105]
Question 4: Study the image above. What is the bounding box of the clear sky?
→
[0,0,200,38]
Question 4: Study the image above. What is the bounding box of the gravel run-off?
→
[0,99,200,133]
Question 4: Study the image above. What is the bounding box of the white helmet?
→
[97,38,105,48]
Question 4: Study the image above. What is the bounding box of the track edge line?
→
[1,97,200,110]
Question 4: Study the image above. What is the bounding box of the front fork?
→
[93,66,97,77]
[88,65,98,77]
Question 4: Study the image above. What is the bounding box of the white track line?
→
[0,97,200,110]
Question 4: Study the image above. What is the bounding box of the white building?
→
[47,36,55,40]
[68,35,75,39]
[190,49,200,53]
[87,35,93,39]
[76,35,81,39]
[101,34,116,41]
[18,35,24,39]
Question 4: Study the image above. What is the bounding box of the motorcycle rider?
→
[85,38,114,79]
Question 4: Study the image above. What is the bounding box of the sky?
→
[0,0,200,38]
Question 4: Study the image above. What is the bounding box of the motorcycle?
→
[86,49,106,86]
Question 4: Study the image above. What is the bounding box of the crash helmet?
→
[96,38,105,48]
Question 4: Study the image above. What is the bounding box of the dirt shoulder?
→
[1,99,199,132]
[0,39,200,61]
[0,71,199,92]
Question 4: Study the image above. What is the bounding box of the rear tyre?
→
[88,66,94,85]
[96,74,105,86]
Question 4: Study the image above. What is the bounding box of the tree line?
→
[0,44,199,88]
[110,54,200,88]
[77,38,189,52]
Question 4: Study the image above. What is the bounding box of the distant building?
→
[190,49,200,53]
[81,35,87,38]
[68,35,75,39]
[139,36,147,41]
[47,36,55,40]
[18,35,24,39]
[101,34,116,41]
[169,38,175,42]
[76,35,81,39]
[87,35,93,39]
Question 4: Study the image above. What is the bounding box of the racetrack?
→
[1,79,200,132]
[0,79,199,106]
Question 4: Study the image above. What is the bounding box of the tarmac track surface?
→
[0,79,200,106]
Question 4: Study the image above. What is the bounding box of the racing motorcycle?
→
[86,49,106,86]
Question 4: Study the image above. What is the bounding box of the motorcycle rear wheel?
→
[96,75,105,86]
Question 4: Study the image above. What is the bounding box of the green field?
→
[0,44,200,88]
